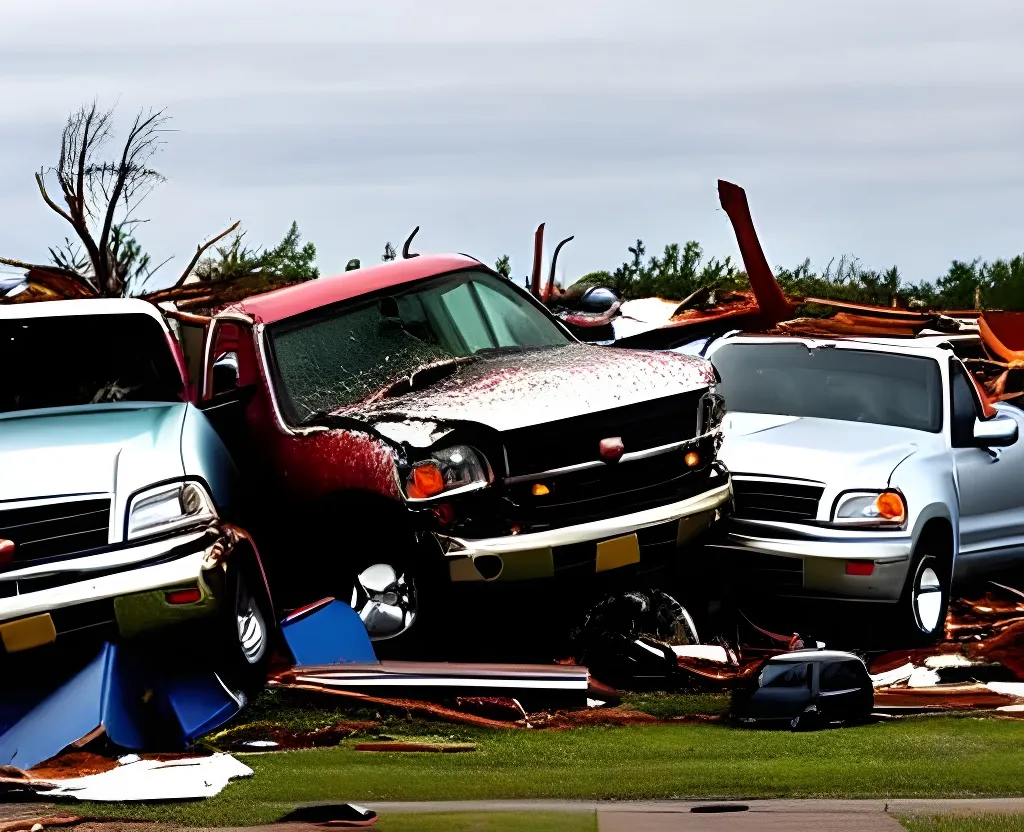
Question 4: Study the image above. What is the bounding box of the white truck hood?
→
[0,403,187,503]
[719,413,926,486]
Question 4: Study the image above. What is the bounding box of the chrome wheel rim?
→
[913,565,943,634]
[236,581,267,665]
[350,563,418,640]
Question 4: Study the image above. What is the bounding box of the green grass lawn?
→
[621,691,730,718]
[73,715,1024,827]
[901,815,1024,831]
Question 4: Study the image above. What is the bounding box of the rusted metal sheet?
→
[716,180,796,327]
[530,223,545,300]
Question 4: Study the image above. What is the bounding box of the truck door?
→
[199,319,262,473]
[950,359,1024,575]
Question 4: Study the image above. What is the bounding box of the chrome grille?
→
[732,479,823,523]
[0,498,111,565]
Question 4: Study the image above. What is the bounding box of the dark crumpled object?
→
[571,589,700,683]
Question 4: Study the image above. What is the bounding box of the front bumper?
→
[707,518,915,601]
[0,525,235,653]
[440,478,733,582]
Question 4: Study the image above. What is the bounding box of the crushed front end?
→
[395,387,732,588]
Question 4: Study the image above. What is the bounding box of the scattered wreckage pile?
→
[9,583,1024,803]
[869,581,1024,715]
[3,179,1024,810]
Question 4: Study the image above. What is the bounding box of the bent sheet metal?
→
[0,642,245,772]
[275,597,592,709]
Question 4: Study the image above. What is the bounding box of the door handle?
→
[985,447,1003,461]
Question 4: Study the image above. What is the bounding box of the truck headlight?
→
[127,481,218,540]
[405,445,491,502]
[832,490,906,528]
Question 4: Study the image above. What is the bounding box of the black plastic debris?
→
[571,589,700,685]
[277,803,378,827]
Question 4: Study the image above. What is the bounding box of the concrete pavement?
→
[7,798,1024,831]
[365,798,1024,830]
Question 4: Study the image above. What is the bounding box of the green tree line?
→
[558,240,1024,311]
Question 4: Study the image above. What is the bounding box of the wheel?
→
[347,560,419,642]
[218,557,273,698]
[899,551,950,643]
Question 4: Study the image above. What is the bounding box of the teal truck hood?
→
[0,403,188,504]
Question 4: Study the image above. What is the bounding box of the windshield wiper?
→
[377,356,477,400]
[474,344,559,358]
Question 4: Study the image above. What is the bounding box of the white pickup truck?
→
[705,333,1024,640]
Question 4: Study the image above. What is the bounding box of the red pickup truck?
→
[172,254,732,649]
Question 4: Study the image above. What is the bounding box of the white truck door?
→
[950,359,1024,575]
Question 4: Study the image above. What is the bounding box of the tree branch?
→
[173,221,241,288]
[34,172,75,225]
[98,109,166,276]
[159,307,212,325]
[0,255,78,277]
[75,104,94,220]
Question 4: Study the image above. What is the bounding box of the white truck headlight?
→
[127,481,218,540]
[833,490,907,528]
[404,445,491,502]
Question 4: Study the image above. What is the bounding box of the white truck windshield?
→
[711,342,943,432]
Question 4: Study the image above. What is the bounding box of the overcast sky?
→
[2,0,1024,291]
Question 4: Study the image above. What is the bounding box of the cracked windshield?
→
[269,269,568,422]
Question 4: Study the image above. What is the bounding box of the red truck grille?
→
[502,391,703,478]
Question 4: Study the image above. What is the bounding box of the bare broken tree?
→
[0,101,238,301]
[36,102,166,296]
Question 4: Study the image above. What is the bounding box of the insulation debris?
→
[0,753,251,802]
[27,753,253,802]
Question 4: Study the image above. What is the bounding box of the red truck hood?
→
[337,344,715,434]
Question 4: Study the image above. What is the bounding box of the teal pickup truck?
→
[0,298,273,690]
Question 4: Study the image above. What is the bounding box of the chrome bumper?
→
[440,478,733,582]
[0,528,223,635]
[708,518,915,601]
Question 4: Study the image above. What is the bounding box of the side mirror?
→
[579,286,620,313]
[974,415,1018,447]
[211,351,239,396]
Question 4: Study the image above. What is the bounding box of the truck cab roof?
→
[227,254,486,324]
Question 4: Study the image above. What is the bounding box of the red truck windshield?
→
[267,269,569,423]
[0,313,184,414]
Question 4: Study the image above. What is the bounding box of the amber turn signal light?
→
[875,491,905,522]
[532,483,550,496]
[408,463,445,499]
[684,451,700,468]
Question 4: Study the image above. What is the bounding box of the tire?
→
[218,556,274,699]
[899,550,950,644]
